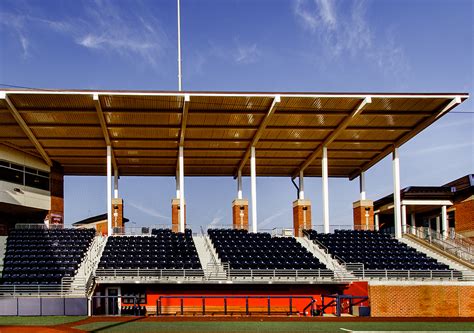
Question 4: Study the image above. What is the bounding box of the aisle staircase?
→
[296,236,354,280]
[193,233,227,280]
[401,235,474,273]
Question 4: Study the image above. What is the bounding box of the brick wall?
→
[232,199,248,230]
[48,163,64,225]
[171,199,186,232]
[353,200,374,231]
[369,284,474,317]
[293,200,311,237]
[454,197,474,238]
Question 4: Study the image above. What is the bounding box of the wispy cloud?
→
[235,42,261,64]
[0,12,30,58]
[293,0,409,79]
[128,201,170,221]
[259,208,290,229]
[206,209,224,230]
[0,0,167,67]
[72,0,167,67]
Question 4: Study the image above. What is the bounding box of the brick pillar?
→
[112,198,124,231]
[232,199,248,230]
[293,199,311,237]
[47,163,64,225]
[353,200,374,231]
[171,198,186,233]
[454,195,474,239]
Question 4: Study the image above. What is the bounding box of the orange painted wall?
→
[96,282,369,315]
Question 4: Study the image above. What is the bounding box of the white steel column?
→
[401,204,407,234]
[392,148,402,239]
[374,214,379,231]
[113,169,119,199]
[250,146,257,233]
[176,169,180,199]
[177,0,183,91]
[410,213,416,235]
[178,146,185,232]
[299,171,305,200]
[435,216,441,235]
[322,146,330,233]
[441,205,448,239]
[237,170,243,200]
[359,172,366,200]
[107,146,112,236]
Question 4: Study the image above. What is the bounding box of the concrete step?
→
[0,236,7,268]
[193,236,214,268]
[296,237,354,279]
[194,235,226,279]
[400,236,472,272]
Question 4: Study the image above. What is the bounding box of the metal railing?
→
[310,225,372,233]
[77,235,108,290]
[15,223,64,230]
[205,225,294,237]
[407,226,474,263]
[93,266,474,283]
[0,277,87,297]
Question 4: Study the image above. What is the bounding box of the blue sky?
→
[0,0,473,230]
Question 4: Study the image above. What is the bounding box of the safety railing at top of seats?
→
[408,226,474,254]
[0,277,88,297]
[204,225,294,237]
[406,226,474,263]
[93,266,474,282]
[15,223,65,230]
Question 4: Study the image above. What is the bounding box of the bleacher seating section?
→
[98,229,202,270]
[1,228,95,285]
[208,229,327,270]
[304,229,451,271]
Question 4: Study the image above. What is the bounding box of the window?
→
[0,166,23,185]
[25,173,50,191]
[0,160,50,191]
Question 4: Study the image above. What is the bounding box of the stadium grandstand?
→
[0,89,473,319]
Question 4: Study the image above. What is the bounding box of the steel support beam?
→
[322,146,330,233]
[93,94,118,171]
[1,93,52,166]
[441,205,448,239]
[401,204,407,234]
[114,168,119,199]
[236,96,281,177]
[179,145,185,232]
[298,171,305,200]
[179,95,191,146]
[350,97,462,180]
[392,148,402,239]
[250,146,257,233]
[107,145,113,236]
[410,213,416,234]
[359,172,366,200]
[237,170,243,200]
[293,97,371,178]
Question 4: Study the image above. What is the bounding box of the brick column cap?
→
[232,198,248,206]
[112,198,123,205]
[172,198,186,205]
[353,199,374,208]
[293,199,311,207]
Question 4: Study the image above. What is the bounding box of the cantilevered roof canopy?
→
[0,90,468,179]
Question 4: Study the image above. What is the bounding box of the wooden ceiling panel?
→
[0,90,466,177]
